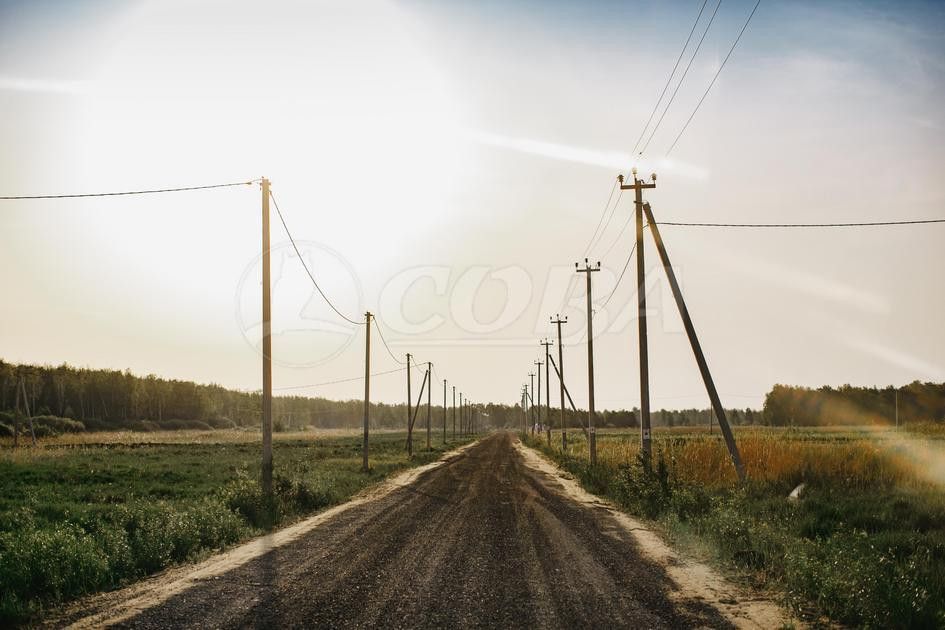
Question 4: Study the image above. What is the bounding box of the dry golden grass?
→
[555,425,945,488]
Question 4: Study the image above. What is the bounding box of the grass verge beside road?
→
[524,427,945,628]
[0,431,471,625]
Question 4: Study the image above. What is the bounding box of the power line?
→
[656,218,945,228]
[666,0,762,156]
[268,191,364,326]
[600,204,635,260]
[586,190,624,258]
[598,242,637,312]
[273,367,406,391]
[0,180,256,200]
[640,0,723,155]
[374,318,406,365]
[581,180,618,257]
[630,0,710,155]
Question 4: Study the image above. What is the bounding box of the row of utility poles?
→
[258,179,479,494]
[521,170,745,480]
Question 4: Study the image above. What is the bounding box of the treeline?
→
[0,360,425,432]
[762,382,945,426]
[0,359,758,434]
[4,359,941,434]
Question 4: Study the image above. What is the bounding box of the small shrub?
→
[612,455,672,519]
[222,477,281,529]
[208,416,237,430]
[31,415,85,433]
[671,485,713,522]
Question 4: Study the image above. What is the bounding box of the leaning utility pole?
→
[534,359,543,436]
[261,177,273,496]
[641,200,746,481]
[619,169,655,468]
[443,378,448,444]
[541,338,553,446]
[576,258,601,465]
[528,372,536,436]
[426,363,432,450]
[406,353,413,457]
[551,314,568,449]
[362,312,372,472]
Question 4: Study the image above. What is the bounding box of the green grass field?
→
[526,425,945,628]
[0,430,471,625]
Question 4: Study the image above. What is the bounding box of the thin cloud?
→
[718,252,890,315]
[842,336,945,381]
[462,128,709,180]
[0,76,88,95]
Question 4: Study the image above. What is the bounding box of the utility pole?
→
[528,372,536,436]
[362,312,372,472]
[521,386,527,436]
[541,338,553,446]
[551,314,568,450]
[426,362,432,450]
[260,177,273,496]
[576,258,601,465]
[642,200,746,481]
[534,360,543,436]
[406,353,413,457]
[619,169,655,469]
[452,386,456,440]
[443,378,447,444]
[459,392,463,437]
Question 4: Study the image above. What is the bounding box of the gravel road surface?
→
[69,432,767,629]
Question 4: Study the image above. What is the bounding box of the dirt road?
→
[61,432,790,629]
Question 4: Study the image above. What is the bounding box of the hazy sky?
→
[1,0,943,410]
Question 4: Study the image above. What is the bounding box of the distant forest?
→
[762,382,945,426]
[0,360,942,435]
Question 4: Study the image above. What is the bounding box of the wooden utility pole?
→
[452,386,456,440]
[541,338,553,445]
[551,315,568,449]
[528,372,536,436]
[642,201,746,481]
[459,392,463,436]
[521,387,527,436]
[443,378,447,444]
[261,177,273,496]
[619,169,655,468]
[534,360,543,436]
[362,312,372,471]
[406,353,413,457]
[576,258,601,464]
[426,362,432,450]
